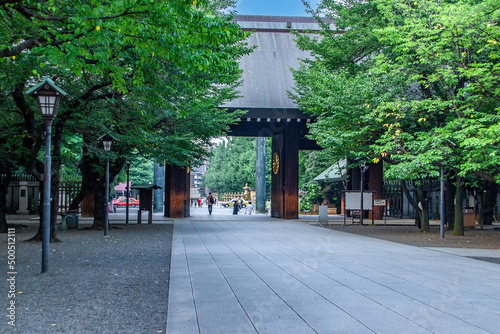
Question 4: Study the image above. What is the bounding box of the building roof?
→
[131,184,162,190]
[221,15,335,110]
[26,77,69,97]
[114,182,132,191]
[314,160,347,182]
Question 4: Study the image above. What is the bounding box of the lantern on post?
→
[359,160,369,226]
[98,134,116,236]
[125,161,131,225]
[26,78,68,273]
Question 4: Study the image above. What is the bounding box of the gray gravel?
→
[1,221,173,333]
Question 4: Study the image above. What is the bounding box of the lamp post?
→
[100,134,114,236]
[125,161,131,225]
[27,78,68,273]
[359,161,369,226]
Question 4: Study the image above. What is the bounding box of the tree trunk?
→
[72,134,123,228]
[68,140,99,213]
[401,180,430,232]
[482,181,497,225]
[453,175,464,236]
[445,175,456,230]
[416,185,430,232]
[0,173,12,233]
[89,179,106,230]
[27,173,61,242]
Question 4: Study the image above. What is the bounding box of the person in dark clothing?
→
[232,196,243,215]
[206,193,215,215]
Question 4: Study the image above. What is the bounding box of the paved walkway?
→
[167,207,500,334]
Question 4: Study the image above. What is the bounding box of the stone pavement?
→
[2,207,500,333]
[167,206,500,334]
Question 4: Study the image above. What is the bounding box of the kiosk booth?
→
[131,184,162,224]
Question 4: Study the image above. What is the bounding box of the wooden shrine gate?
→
[163,15,383,219]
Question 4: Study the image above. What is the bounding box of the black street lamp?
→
[27,78,68,273]
[359,161,369,226]
[99,134,114,236]
[125,161,131,225]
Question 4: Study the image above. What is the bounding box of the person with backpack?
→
[206,193,215,215]
[232,196,243,215]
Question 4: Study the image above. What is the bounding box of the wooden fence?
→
[2,174,81,214]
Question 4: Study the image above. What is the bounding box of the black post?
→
[360,163,369,226]
[360,169,364,226]
[440,166,445,239]
[104,157,109,236]
[126,162,130,225]
[41,120,52,273]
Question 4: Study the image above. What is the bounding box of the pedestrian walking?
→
[245,202,254,215]
[232,196,243,215]
[206,193,215,215]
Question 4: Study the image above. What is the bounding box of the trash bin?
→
[66,210,79,229]
[463,208,475,230]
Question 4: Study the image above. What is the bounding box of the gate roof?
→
[222,15,327,110]
[223,16,336,147]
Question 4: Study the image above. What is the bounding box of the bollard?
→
[318,205,328,225]
[59,213,68,231]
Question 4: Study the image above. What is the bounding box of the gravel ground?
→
[1,222,173,334]
[322,224,500,249]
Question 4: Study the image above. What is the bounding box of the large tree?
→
[0,0,250,235]
[293,0,500,233]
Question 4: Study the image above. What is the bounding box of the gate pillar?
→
[271,123,299,219]
[164,165,190,218]
[368,162,384,220]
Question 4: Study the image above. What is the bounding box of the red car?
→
[112,197,140,207]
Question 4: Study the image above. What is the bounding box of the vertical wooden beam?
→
[81,192,94,217]
[271,123,299,219]
[271,133,284,218]
[255,137,267,214]
[185,167,191,218]
[165,165,189,218]
[282,123,299,219]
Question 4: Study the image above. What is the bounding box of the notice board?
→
[344,191,373,210]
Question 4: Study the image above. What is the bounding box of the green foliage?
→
[0,0,250,178]
[299,181,323,212]
[112,158,154,191]
[298,150,332,189]
[294,0,500,185]
[203,137,272,195]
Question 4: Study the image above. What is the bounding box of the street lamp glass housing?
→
[36,93,59,118]
[97,133,116,153]
[102,137,113,152]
